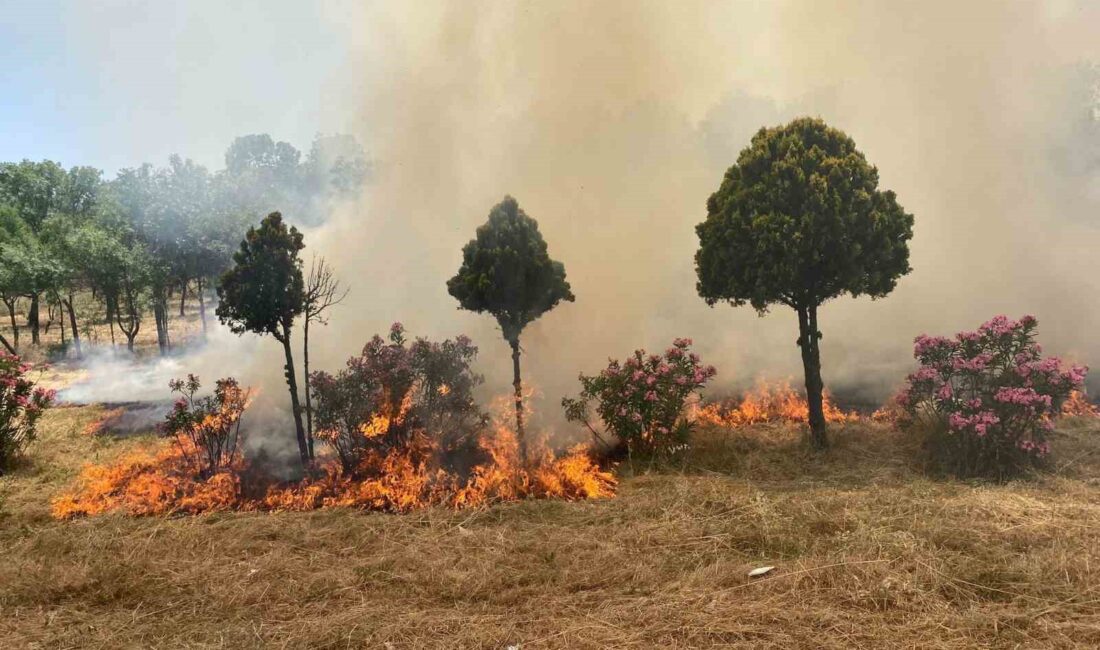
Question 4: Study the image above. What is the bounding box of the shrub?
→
[0,351,54,473]
[562,338,717,459]
[164,375,251,478]
[309,324,487,475]
[899,315,1086,478]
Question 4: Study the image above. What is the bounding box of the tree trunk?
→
[178,279,187,317]
[29,293,40,345]
[280,329,310,467]
[57,297,66,348]
[106,299,117,348]
[510,338,527,464]
[797,305,828,450]
[4,298,18,351]
[197,277,207,336]
[0,332,14,355]
[303,316,314,459]
[153,298,168,355]
[64,294,82,359]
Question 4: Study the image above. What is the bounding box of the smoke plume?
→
[297,0,1100,421]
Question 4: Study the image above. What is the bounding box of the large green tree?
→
[216,212,309,465]
[447,196,574,460]
[695,117,913,449]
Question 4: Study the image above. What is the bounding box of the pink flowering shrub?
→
[899,315,1086,478]
[164,375,251,478]
[0,351,55,473]
[562,338,717,459]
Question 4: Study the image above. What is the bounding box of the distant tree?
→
[446,196,575,461]
[301,255,347,459]
[216,212,310,466]
[695,117,913,449]
[0,160,67,340]
[114,242,151,352]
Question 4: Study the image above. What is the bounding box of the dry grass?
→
[2,409,1100,648]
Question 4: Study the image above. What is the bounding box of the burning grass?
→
[694,378,859,428]
[50,423,614,518]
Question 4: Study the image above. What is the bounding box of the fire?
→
[80,407,127,436]
[694,379,858,428]
[1062,390,1100,417]
[51,397,615,519]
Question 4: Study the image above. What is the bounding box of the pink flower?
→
[644,391,658,402]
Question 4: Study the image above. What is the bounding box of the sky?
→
[0,0,356,173]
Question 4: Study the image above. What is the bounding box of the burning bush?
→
[562,338,716,459]
[308,324,487,475]
[52,326,615,518]
[0,351,54,473]
[899,315,1086,478]
[164,375,251,478]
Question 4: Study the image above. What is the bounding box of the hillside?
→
[2,408,1099,648]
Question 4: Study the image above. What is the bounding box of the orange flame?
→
[51,394,615,519]
[693,379,858,428]
[80,407,127,436]
[1061,390,1100,417]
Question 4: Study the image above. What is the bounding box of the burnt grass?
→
[2,406,1100,648]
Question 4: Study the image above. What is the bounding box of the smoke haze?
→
[23,1,1100,427]
[304,1,1100,420]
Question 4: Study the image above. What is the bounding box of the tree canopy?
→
[695,117,913,313]
[447,196,575,344]
[216,212,305,342]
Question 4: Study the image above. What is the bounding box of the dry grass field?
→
[2,405,1099,649]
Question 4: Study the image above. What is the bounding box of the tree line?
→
[0,133,368,357]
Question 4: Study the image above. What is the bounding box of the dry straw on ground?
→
[2,406,1100,648]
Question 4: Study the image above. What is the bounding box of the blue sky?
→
[1,1,356,174]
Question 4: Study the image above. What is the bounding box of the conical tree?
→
[216,212,310,465]
[695,117,914,449]
[447,196,575,461]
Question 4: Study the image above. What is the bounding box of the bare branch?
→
[304,255,349,326]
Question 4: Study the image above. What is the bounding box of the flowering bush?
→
[309,323,487,475]
[0,351,54,473]
[164,375,251,478]
[562,338,717,459]
[899,315,1086,478]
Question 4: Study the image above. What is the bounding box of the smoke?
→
[291,0,1100,421]
[53,2,1100,435]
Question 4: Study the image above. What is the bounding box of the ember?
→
[694,379,858,428]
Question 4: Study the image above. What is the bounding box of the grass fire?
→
[4,2,1100,647]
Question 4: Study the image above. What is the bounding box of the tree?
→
[695,117,913,449]
[0,160,67,341]
[216,212,310,465]
[446,196,575,461]
[301,255,347,459]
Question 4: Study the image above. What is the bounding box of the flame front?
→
[51,398,615,519]
[694,379,858,428]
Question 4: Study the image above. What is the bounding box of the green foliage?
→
[216,212,305,342]
[446,196,575,343]
[695,117,913,313]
